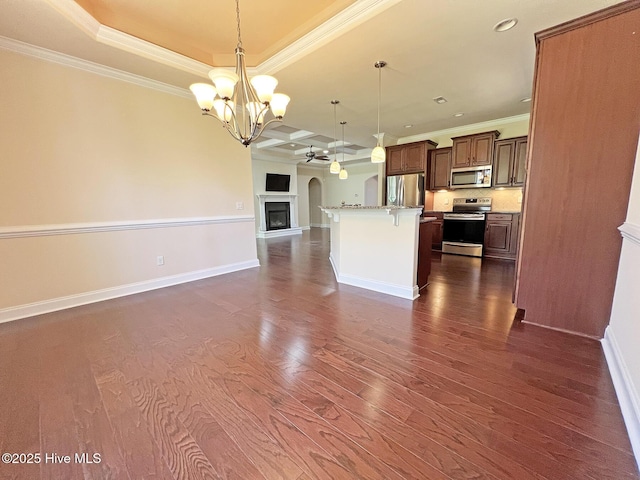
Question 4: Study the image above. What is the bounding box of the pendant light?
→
[329,100,341,174]
[189,0,290,146]
[371,61,387,163]
[339,121,348,180]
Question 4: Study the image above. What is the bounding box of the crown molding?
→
[96,25,211,77]
[397,114,531,145]
[47,0,402,78]
[44,0,100,37]
[0,35,192,100]
[258,0,403,74]
[619,222,640,247]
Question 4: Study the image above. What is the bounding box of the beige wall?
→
[433,188,523,212]
[0,49,258,317]
[323,162,379,207]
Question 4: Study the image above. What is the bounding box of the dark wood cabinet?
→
[429,148,451,190]
[493,136,527,187]
[417,220,433,290]
[484,213,520,260]
[424,212,444,250]
[386,140,436,175]
[451,131,499,168]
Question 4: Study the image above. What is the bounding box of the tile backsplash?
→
[432,188,523,212]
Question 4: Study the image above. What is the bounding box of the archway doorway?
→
[364,175,379,206]
[308,177,323,227]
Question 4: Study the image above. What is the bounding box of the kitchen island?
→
[320,206,435,300]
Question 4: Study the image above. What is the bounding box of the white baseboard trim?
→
[0,259,260,324]
[310,223,330,228]
[338,274,418,300]
[301,226,311,231]
[602,326,640,469]
[256,227,303,238]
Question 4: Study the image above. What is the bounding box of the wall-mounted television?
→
[265,173,291,192]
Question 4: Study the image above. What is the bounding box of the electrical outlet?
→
[156,255,164,266]
[444,198,450,205]
[236,201,244,210]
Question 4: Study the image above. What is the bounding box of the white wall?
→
[323,162,380,207]
[604,134,640,467]
[0,48,258,321]
[252,159,298,232]
[296,165,324,228]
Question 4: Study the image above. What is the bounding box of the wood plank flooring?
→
[0,227,637,479]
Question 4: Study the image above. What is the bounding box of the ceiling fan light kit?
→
[189,0,289,146]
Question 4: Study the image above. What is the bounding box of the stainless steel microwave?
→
[450,165,492,189]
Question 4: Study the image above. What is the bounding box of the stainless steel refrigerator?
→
[386,173,425,207]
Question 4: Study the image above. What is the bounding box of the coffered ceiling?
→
[0,0,625,165]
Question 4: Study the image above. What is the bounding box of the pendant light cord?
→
[235,0,242,47]
[333,102,338,161]
[377,65,381,146]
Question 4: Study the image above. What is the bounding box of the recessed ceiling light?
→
[290,143,296,147]
[404,124,413,128]
[323,150,329,154]
[493,18,518,32]
[520,97,532,103]
[433,96,448,104]
[453,113,464,117]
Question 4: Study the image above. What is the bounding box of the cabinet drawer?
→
[486,214,513,221]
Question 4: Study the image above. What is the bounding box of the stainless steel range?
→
[442,197,492,257]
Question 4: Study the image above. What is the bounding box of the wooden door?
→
[515,4,640,337]
[452,137,471,168]
[386,146,404,175]
[493,140,515,187]
[403,142,426,174]
[513,138,528,186]
[471,133,495,166]
[430,148,451,190]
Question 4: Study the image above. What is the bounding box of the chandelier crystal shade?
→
[371,61,387,163]
[189,0,290,146]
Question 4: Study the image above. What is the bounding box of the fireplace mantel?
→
[256,194,302,238]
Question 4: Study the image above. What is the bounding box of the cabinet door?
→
[493,140,515,187]
[431,219,444,249]
[484,221,512,252]
[403,142,427,174]
[513,138,528,186]
[452,137,472,168]
[386,146,404,175]
[471,133,495,166]
[430,148,451,190]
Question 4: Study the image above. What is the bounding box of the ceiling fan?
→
[303,145,330,162]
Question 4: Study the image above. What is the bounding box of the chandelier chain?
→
[235,0,242,47]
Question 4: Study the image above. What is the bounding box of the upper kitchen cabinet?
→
[514,3,640,338]
[451,131,499,168]
[493,136,527,187]
[429,147,452,190]
[386,140,437,176]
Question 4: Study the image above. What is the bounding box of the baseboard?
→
[256,227,303,238]
[337,273,419,300]
[0,259,260,324]
[602,326,640,469]
[310,223,330,228]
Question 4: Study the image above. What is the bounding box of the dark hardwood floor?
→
[0,227,637,479]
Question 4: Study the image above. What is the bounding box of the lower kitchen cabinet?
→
[424,212,444,250]
[484,213,520,260]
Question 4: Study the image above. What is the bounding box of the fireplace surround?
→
[256,194,302,238]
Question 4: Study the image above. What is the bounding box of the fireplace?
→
[265,202,291,230]
[255,194,301,238]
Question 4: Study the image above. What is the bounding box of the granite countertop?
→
[321,205,423,210]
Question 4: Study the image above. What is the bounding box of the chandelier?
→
[189,0,290,146]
